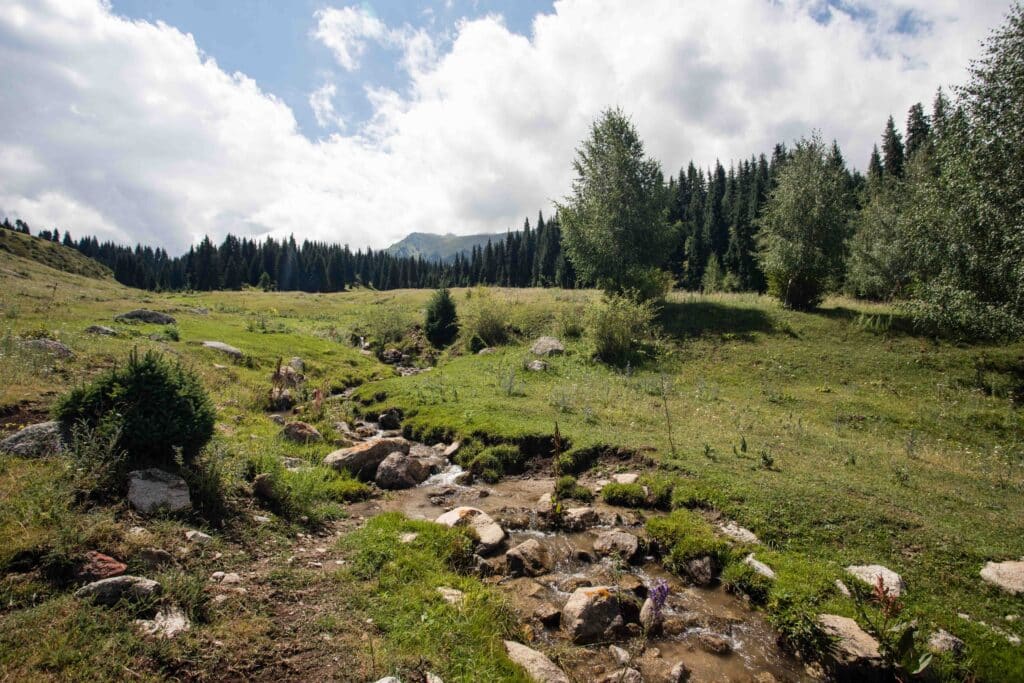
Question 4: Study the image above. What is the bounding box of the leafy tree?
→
[904,3,1024,339]
[756,133,852,309]
[424,286,459,347]
[846,174,914,300]
[558,108,674,300]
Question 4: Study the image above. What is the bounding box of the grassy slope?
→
[0,250,1021,679]
[0,228,112,280]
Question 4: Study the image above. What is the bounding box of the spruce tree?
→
[905,103,931,159]
[881,115,905,178]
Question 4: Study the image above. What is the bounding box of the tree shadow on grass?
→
[658,300,775,340]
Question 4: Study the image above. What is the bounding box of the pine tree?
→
[905,103,931,159]
[881,115,905,178]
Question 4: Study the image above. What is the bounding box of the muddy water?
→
[351,471,815,682]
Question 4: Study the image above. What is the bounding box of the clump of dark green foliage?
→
[461,444,526,483]
[646,509,730,577]
[54,348,215,469]
[424,286,459,347]
[602,482,647,507]
[554,475,593,502]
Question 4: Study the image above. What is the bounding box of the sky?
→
[0,0,1012,254]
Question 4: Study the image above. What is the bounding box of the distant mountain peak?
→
[385,231,515,262]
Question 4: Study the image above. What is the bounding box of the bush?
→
[554,475,593,502]
[54,349,215,469]
[601,482,646,508]
[462,299,509,349]
[66,414,128,502]
[586,294,658,366]
[639,473,674,509]
[424,287,459,347]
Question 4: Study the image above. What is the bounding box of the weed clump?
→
[670,479,723,510]
[586,294,657,366]
[54,349,215,469]
[554,475,593,502]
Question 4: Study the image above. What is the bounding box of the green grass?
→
[0,248,1022,680]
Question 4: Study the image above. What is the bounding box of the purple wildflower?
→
[650,578,670,618]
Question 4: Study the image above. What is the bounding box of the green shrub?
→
[66,414,128,501]
[646,509,730,575]
[244,452,369,523]
[424,287,459,347]
[602,482,646,508]
[462,301,509,349]
[555,306,586,339]
[586,294,658,366]
[554,475,593,502]
[54,349,215,469]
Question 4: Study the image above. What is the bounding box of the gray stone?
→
[686,556,715,585]
[436,587,465,605]
[526,359,548,372]
[137,547,174,569]
[743,553,776,580]
[378,408,402,430]
[135,605,190,639]
[20,338,73,358]
[640,597,662,634]
[442,441,461,458]
[85,325,117,336]
[609,644,630,666]
[435,507,505,553]
[281,421,322,443]
[530,336,565,356]
[324,438,409,479]
[75,575,162,605]
[288,356,305,372]
[980,559,1024,595]
[375,452,430,489]
[562,507,600,531]
[380,348,402,364]
[600,669,641,683]
[818,614,886,677]
[201,340,243,358]
[927,629,965,656]
[561,586,622,644]
[506,538,551,577]
[503,641,570,683]
[477,347,497,355]
[718,521,760,545]
[115,309,176,325]
[611,473,639,485]
[697,632,732,655]
[593,530,640,562]
[846,564,906,597]
[127,468,191,515]
[185,529,213,545]
[0,421,63,457]
[669,662,691,682]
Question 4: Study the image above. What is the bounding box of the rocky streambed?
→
[331,419,815,682]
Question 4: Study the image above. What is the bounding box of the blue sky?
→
[0,0,1010,252]
[112,1,555,137]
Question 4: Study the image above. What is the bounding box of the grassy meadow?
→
[0,243,1022,681]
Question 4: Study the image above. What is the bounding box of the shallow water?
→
[351,470,815,682]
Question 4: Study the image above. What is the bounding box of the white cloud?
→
[0,0,1012,254]
[309,82,345,129]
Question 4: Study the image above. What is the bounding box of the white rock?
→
[436,587,465,605]
[530,337,565,356]
[718,521,760,545]
[611,473,639,485]
[127,468,191,515]
[503,641,570,683]
[980,559,1024,595]
[0,421,63,457]
[135,606,190,639]
[845,564,906,597]
[75,575,162,605]
[609,644,631,666]
[201,341,243,358]
[818,614,885,671]
[185,530,213,545]
[435,507,505,553]
[743,553,776,580]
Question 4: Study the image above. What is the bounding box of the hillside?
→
[0,247,1022,681]
[0,228,111,280]
[385,230,512,262]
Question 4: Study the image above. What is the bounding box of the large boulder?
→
[561,586,622,644]
[375,452,430,489]
[201,341,243,358]
[324,438,409,479]
[818,614,887,681]
[562,507,600,531]
[281,421,322,444]
[115,309,176,325]
[980,559,1024,595]
[503,641,570,683]
[686,556,716,586]
[845,564,906,597]
[75,575,162,606]
[127,468,191,515]
[20,338,73,358]
[593,530,640,562]
[506,538,551,577]
[530,336,565,356]
[0,421,63,457]
[435,507,506,554]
